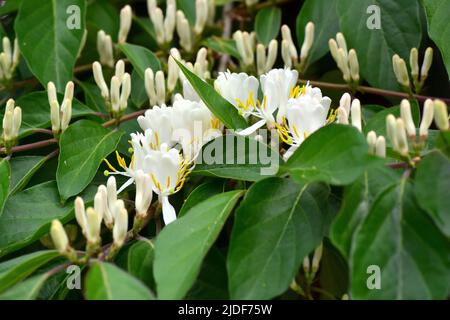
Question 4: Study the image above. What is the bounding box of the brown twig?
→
[102,110,146,128]
[0,138,57,154]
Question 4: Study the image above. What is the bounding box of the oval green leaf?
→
[255,7,282,45]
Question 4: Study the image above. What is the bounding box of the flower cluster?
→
[0,36,20,83]
[1,98,22,152]
[47,81,74,137]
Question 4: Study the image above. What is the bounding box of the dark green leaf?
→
[202,37,241,59]
[119,43,161,79]
[0,274,49,299]
[9,156,47,195]
[255,7,281,45]
[176,0,196,25]
[127,239,155,290]
[0,159,10,217]
[179,181,225,217]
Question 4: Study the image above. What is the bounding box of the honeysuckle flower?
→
[335,93,362,131]
[392,54,410,88]
[421,48,433,82]
[277,84,332,160]
[0,36,20,82]
[434,100,449,131]
[50,220,70,255]
[1,98,22,146]
[97,30,114,67]
[74,197,102,245]
[329,33,359,84]
[145,68,166,106]
[137,104,175,148]
[376,136,386,158]
[419,99,434,139]
[135,170,153,218]
[281,25,298,67]
[256,40,278,75]
[194,0,208,35]
[214,71,259,118]
[400,99,416,138]
[233,31,255,67]
[367,131,377,154]
[113,206,128,247]
[47,81,74,134]
[176,10,193,52]
[147,0,176,45]
[118,5,132,44]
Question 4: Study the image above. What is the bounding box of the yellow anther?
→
[166,176,171,189]
[103,158,118,172]
[104,170,110,176]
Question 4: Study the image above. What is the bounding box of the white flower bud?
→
[400,99,416,138]
[339,93,351,115]
[64,81,74,102]
[194,47,208,78]
[337,107,349,125]
[336,32,348,57]
[135,170,153,218]
[420,99,434,138]
[144,68,157,106]
[256,44,266,75]
[47,82,58,109]
[92,62,109,100]
[115,60,125,82]
[164,2,177,43]
[265,39,278,71]
[300,22,314,61]
[106,177,118,214]
[176,11,192,52]
[395,118,409,156]
[338,48,350,82]
[50,100,60,133]
[367,131,377,155]
[60,99,72,132]
[155,71,166,105]
[74,197,87,234]
[195,0,208,35]
[147,0,157,13]
[50,220,69,254]
[94,187,106,223]
[2,37,12,67]
[303,255,310,274]
[410,48,419,80]
[152,8,165,44]
[86,207,101,244]
[375,136,386,158]
[281,39,292,69]
[420,47,433,81]
[348,49,360,82]
[2,111,12,141]
[118,5,132,44]
[281,25,298,62]
[328,39,339,62]
[434,100,449,131]
[119,73,131,111]
[12,38,20,68]
[167,55,179,92]
[110,75,121,112]
[311,243,323,273]
[11,107,21,139]
[97,30,114,68]
[350,99,362,131]
[386,114,398,149]
[392,54,410,88]
[113,207,128,247]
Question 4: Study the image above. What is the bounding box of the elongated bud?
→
[337,107,349,125]
[119,73,131,111]
[420,99,434,138]
[97,30,114,68]
[392,54,410,88]
[348,49,360,82]
[410,48,419,80]
[50,220,69,254]
[2,111,13,141]
[145,68,157,106]
[86,207,101,244]
[300,22,314,61]
[339,93,351,115]
[256,44,266,75]
[386,114,398,149]
[395,118,409,156]
[64,81,74,103]
[234,31,249,66]
[47,82,58,108]
[303,255,310,274]
[60,99,72,132]
[338,48,351,82]
[351,99,362,131]
[336,32,348,56]
[375,136,386,158]
[400,99,416,138]
[97,185,112,227]
[176,11,192,52]
[266,39,278,71]
[311,243,323,273]
[50,100,60,133]
[434,100,449,131]
[195,0,208,35]
[92,62,109,100]
[152,8,165,45]
[115,60,125,82]
[11,107,21,139]
[281,25,298,62]
[110,76,121,112]
[281,40,292,69]
[328,39,339,62]
[74,197,87,234]
[12,38,20,68]
[367,131,377,155]
[164,2,177,43]
[194,47,208,78]
[118,5,132,44]
[113,207,128,247]
[167,56,179,92]
[420,47,433,81]
[155,71,166,105]
[107,176,118,207]
[135,170,153,217]
[2,37,12,66]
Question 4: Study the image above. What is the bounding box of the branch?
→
[102,110,146,128]
[1,138,57,154]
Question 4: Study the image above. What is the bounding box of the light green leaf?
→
[338,0,423,90]
[255,7,281,45]
[154,190,244,299]
[0,274,49,300]
[422,0,450,80]
[0,181,96,257]
[85,262,155,300]
[0,250,58,293]
[0,159,10,217]
[179,181,225,217]
[415,150,450,237]
[15,0,87,91]
[296,0,340,67]
[285,124,380,186]
[176,60,248,130]
[202,37,241,59]
[57,120,123,201]
[9,156,47,195]
[351,178,450,299]
[227,178,332,299]
[119,43,161,79]
[192,135,282,181]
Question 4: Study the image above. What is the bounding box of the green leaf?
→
[415,150,450,237]
[57,120,123,201]
[119,43,161,79]
[86,0,119,41]
[435,131,450,157]
[330,166,401,258]
[176,0,196,25]
[9,156,47,195]
[154,190,244,299]
[0,159,10,217]
[227,178,332,299]
[422,0,450,80]
[0,0,22,16]
[192,135,282,181]
[85,262,155,300]
[338,0,423,90]
[296,0,340,67]
[131,70,148,108]
[127,240,155,290]
[255,7,281,45]
[15,0,87,91]
[0,250,58,293]
[202,37,241,59]
[0,181,96,257]
[0,92,94,139]
[0,274,49,300]
[285,124,379,186]
[179,181,225,217]
[351,178,450,299]
[175,60,248,130]
[79,81,108,113]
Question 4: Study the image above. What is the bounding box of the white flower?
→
[260,68,299,124]
[277,84,331,160]
[137,104,175,149]
[214,71,259,118]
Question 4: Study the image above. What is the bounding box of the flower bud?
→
[50,100,60,133]
[47,81,58,108]
[135,170,153,218]
[328,39,339,62]
[12,107,21,139]
[110,75,121,112]
[348,49,360,82]
[119,73,131,111]
[420,47,433,81]
[113,207,128,247]
[367,131,377,155]
[12,38,20,68]
[86,207,101,244]
[74,197,87,234]
[50,220,69,254]
[420,99,434,138]
[300,22,314,61]
[433,100,449,131]
[115,60,125,82]
[266,39,278,71]
[97,185,113,227]
[400,99,416,138]
[118,5,132,44]
[145,68,157,106]
[164,2,177,43]
[350,99,362,131]
[337,106,349,125]
[256,44,266,75]
[2,110,13,141]
[392,54,410,88]
[92,62,109,100]
[64,81,74,102]
[176,11,192,52]
[60,99,72,132]
[2,37,11,66]
[375,136,386,158]
[155,71,166,105]
[281,25,298,62]
[336,32,348,57]
[152,8,165,44]
[97,30,114,68]
[94,187,106,222]
[410,48,419,80]
[338,48,350,82]
[281,40,292,69]
[311,243,323,273]
[395,118,409,156]
[195,0,208,35]
[386,114,398,149]
[339,93,351,115]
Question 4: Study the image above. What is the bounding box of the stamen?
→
[103,158,118,172]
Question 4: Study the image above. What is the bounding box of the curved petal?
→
[117,177,134,194]
[236,119,266,136]
[162,196,177,225]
